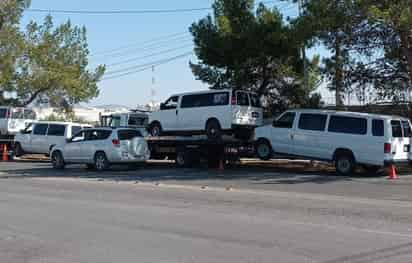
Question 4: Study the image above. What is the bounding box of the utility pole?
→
[298,0,309,92]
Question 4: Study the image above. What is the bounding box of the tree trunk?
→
[335,36,344,108]
[399,30,412,85]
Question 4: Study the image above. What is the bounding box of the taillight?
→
[112,139,120,147]
[231,94,237,105]
[384,143,391,154]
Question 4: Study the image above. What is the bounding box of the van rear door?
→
[390,120,412,162]
[232,91,262,127]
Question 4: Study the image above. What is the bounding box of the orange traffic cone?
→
[389,164,398,180]
[2,144,9,162]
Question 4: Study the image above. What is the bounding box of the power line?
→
[92,36,193,60]
[101,52,193,81]
[106,44,193,67]
[92,31,188,56]
[105,52,192,76]
[26,1,287,15]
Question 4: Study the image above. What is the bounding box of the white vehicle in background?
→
[100,110,149,136]
[14,122,91,157]
[50,127,150,171]
[255,109,412,175]
[0,107,37,136]
[148,90,263,140]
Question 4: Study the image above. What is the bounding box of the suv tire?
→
[335,152,356,176]
[94,152,110,171]
[149,122,162,137]
[256,139,272,161]
[51,151,65,169]
[14,142,24,157]
[206,119,222,140]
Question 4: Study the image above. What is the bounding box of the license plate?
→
[404,145,410,152]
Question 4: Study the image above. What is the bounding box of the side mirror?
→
[160,103,165,110]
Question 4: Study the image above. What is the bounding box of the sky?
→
[21,0,325,108]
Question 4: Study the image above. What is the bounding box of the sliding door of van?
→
[294,113,328,159]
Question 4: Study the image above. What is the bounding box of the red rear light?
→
[384,143,391,154]
[112,139,120,147]
[231,94,237,105]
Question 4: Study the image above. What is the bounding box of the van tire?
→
[334,151,356,176]
[14,142,24,157]
[51,151,65,169]
[176,148,192,168]
[256,139,272,161]
[206,119,222,140]
[149,122,162,137]
[94,152,110,171]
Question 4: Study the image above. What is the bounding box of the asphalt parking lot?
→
[2,159,412,262]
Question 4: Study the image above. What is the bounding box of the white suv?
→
[50,128,150,171]
[14,122,91,157]
[148,90,263,140]
[255,109,412,175]
[0,107,36,136]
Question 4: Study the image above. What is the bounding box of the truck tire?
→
[51,151,65,169]
[256,139,272,161]
[149,122,162,137]
[94,152,110,171]
[175,148,192,168]
[334,151,356,176]
[206,119,222,140]
[14,142,24,157]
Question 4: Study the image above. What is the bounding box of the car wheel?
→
[150,122,162,137]
[14,143,24,157]
[335,153,356,176]
[51,151,65,169]
[94,152,110,171]
[206,119,222,140]
[256,139,272,161]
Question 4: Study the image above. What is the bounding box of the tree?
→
[1,15,105,110]
[190,0,321,114]
[292,0,366,107]
[0,0,30,31]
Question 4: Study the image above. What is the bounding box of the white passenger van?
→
[148,90,263,140]
[14,121,91,157]
[255,109,412,175]
[0,107,37,135]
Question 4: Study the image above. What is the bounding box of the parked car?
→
[255,109,412,175]
[148,90,263,140]
[0,107,36,136]
[14,121,91,157]
[50,127,150,170]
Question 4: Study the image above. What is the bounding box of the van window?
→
[118,129,142,140]
[128,116,147,126]
[33,124,48,135]
[402,121,412,137]
[11,108,24,119]
[71,126,82,136]
[236,92,250,106]
[298,114,327,131]
[181,92,229,108]
[391,121,403,138]
[372,119,384,137]
[274,112,296,129]
[162,96,179,110]
[24,109,36,120]
[250,94,261,107]
[85,130,112,141]
[328,116,367,135]
[47,124,66,136]
[0,108,8,119]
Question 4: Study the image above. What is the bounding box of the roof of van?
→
[35,121,92,126]
[287,109,409,120]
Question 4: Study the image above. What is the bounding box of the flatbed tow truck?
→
[146,135,255,168]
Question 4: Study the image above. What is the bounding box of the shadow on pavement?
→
[0,159,391,185]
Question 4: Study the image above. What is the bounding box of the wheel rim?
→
[96,155,106,170]
[337,158,351,173]
[176,153,185,166]
[258,144,270,158]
